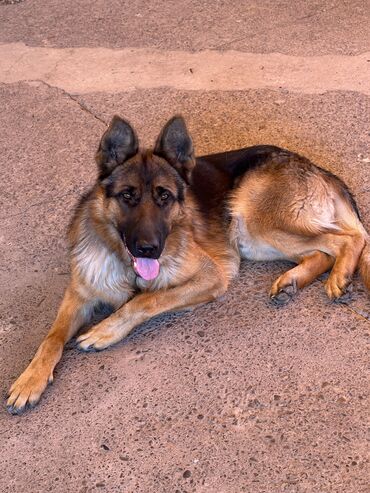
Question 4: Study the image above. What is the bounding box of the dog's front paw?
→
[7,366,53,415]
[76,322,123,351]
[270,276,297,305]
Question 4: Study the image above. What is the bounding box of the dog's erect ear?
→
[154,116,195,184]
[96,116,138,179]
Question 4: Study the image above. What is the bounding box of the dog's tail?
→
[359,238,370,291]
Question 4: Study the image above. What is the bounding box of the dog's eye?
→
[160,191,170,201]
[120,191,132,200]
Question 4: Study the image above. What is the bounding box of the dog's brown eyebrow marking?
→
[105,153,182,200]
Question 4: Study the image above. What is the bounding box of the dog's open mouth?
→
[122,237,160,281]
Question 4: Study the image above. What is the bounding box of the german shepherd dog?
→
[7,115,370,414]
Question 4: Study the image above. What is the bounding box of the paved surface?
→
[0,1,369,492]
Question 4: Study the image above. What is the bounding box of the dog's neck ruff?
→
[123,238,160,281]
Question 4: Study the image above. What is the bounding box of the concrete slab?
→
[0,0,369,55]
[0,1,369,492]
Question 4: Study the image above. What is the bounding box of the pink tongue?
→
[133,257,160,280]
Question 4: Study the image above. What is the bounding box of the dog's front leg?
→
[77,272,226,352]
[7,285,93,414]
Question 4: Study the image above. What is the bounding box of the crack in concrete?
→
[346,304,370,322]
[296,4,338,22]
[29,79,108,126]
[1,76,108,222]
[335,299,370,325]
[317,278,370,326]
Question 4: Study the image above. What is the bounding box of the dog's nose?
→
[136,242,158,257]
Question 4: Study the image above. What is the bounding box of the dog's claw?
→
[7,400,36,415]
[76,323,123,351]
[76,343,100,353]
[7,405,23,416]
[6,367,49,415]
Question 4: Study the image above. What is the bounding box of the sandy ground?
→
[0,1,369,492]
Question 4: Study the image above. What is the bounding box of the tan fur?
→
[359,242,370,291]
[229,157,369,302]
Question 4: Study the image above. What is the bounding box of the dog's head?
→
[96,115,195,280]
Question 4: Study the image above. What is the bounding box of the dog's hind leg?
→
[323,231,366,300]
[7,285,94,414]
[270,251,334,305]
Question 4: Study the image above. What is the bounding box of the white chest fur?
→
[73,235,134,305]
